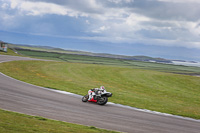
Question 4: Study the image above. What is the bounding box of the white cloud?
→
[125,13,151,31]
[4,0,88,17]
[21,2,67,16]
[157,0,200,3]
[1,0,200,50]
[92,26,110,33]
[86,20,90,24]
[1,2,9,9]
[108,0,134,4]
[9,0,20,9]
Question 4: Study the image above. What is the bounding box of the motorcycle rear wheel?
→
[97,96,108,105]
[82,95,89,102]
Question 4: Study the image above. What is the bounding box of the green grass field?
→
[0,60,200,119]
[15,48,200,75]
[0,109,118,133]
[0,48,19,56]
[1,48,200,132]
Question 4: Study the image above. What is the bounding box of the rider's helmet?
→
[100,86,105,90]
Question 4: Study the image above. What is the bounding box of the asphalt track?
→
[0,55,200,133]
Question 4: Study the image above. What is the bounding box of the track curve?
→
[0,55,200,133]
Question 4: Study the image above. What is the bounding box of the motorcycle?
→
[82,88,112,105]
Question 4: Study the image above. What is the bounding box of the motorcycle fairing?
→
[88,97,97,102]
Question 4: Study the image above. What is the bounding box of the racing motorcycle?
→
[82,88,112,105]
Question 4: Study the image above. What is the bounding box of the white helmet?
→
[100,86,105,90]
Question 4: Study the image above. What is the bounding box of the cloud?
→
[2,0,89,17]
[13,0,104,16]
[1,0,200,50]
[92,26,110,33]
[157,0,200,3]
[108,0,134,4]
[1,2,9,9]
[133,0,200,22]
[85,20,90,24]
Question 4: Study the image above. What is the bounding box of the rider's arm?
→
[91,88,95,91]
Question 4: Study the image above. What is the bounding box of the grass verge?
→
[0,48,19,56]
[0,109,118,133]
[0,60,200,119]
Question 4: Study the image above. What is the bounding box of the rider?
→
[88,86,105,100]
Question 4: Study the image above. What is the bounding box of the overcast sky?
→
[1,0,200,61]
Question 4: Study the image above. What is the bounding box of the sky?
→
[0,0,200,61]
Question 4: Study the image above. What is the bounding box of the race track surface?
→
[0,55,200,133]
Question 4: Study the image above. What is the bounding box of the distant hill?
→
[8,43,172,63]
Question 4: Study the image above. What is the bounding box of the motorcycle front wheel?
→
[82,95,89,102]
[97,96,108,105]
